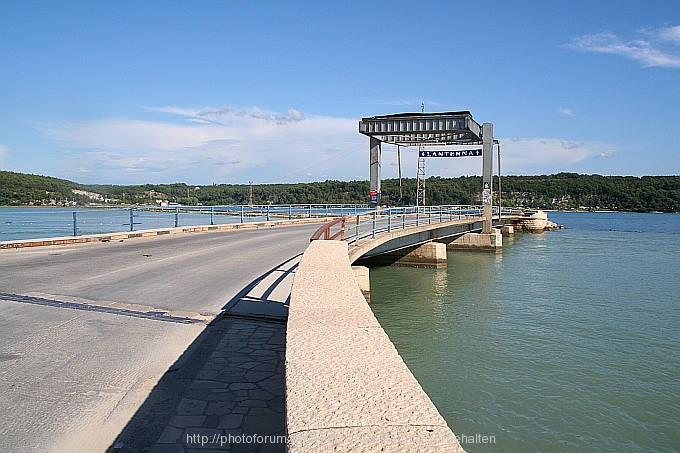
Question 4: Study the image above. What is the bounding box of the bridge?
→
[1,107,531,452]
[0,204,540,453]
[287,206,533,452]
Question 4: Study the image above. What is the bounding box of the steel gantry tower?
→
[359,110,497,233]
[416,103,426,207]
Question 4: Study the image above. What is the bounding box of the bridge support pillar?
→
[369,136,381,208]
[500,225,514,236]
[448,231,502,253]
[482,123,494,234]
[390,241,447,268]
[352,266,370,302]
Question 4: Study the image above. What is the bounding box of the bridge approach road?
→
[0,223,319,453]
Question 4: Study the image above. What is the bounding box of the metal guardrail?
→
[139,204,368,227]
[310,205,521,245]
[2,204,368,240]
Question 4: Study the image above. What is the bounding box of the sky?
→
[0,0,679,186]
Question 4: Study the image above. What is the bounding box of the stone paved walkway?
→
[111,256,300,453]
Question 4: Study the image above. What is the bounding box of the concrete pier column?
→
[369,136,382,208]
[392,241,447,268]
[500,225,514,236]
[482,123,494,234]
[352,266,370,302]
[448,230,502,253]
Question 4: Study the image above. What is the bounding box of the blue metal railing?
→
[347,206,483,245]
[1,204,368,241]
[311,205,521,245]
[142,204,368,225]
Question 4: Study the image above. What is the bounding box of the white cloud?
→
[561,140,583,150]
[654,25,680,44]
[37,107,365,184]
[499,137,590,174]
[565,27,680,68]
[378,138,606,180]
[557,107,575,116]
[595,151,615,158]
[37,105,624,184]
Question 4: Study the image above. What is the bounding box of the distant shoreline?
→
[1,205,678,214]
[2,170,678,213]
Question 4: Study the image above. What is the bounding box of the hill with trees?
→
[1,170,678,212]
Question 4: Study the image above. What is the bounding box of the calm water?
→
[369,212,679,453]
[0,206,358,241]
[0,207,243,241]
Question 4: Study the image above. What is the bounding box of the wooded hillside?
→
[1,171,678,212]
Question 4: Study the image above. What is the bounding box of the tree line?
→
[1,170,678,212]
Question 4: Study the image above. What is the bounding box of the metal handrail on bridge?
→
[144,203,368,224]
[310,205,519,245]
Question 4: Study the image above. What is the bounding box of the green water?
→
[369,212,679,453]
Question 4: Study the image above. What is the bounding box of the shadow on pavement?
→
[109,254,301,453]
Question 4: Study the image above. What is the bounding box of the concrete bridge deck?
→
[1,212,526,452]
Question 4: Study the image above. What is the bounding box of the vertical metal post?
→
[308,204,312,218]
[355,215,360,245]
[372,211,377,238]
[72,211,78,236]
[369,136,381,208]
[387,207,392,233]
[210,206,215,225]
[482,123,494,233]
[130,207,135,231]
[397,145,403,201]
[402,207,406,229]
[240,205,244,223]
[266,205,270,221]
[288,205,292,220]
[174,207,179,228]
[497,141,502,221]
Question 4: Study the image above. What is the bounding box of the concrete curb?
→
[286,240,466,452]
[0,217,330,250]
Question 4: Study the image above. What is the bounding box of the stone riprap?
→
[286,240,466,452]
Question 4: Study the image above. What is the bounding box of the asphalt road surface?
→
[0,223,319,453]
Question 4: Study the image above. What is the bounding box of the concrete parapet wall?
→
[287,240,465,452]
[0,217,329,250]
